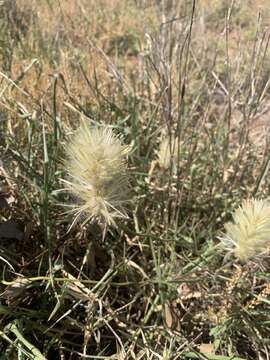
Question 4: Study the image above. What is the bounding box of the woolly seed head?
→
[63,122,130,228]
[220,198,270,261]
[157,136,179,170]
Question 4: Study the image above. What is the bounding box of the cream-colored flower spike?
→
[157,136,179,169]
[63,122,130,228]
[221,198,270,261]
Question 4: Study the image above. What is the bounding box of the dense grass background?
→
[1,0,270,359]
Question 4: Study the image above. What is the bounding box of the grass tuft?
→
[1,0,270,359]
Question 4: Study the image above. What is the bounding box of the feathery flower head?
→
[220,198,270,261]
[157,136,180,170]
[63,122,130,227]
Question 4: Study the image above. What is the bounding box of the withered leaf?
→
[2,277,31,300]
[198,343,215,354]
[164,303,173,329]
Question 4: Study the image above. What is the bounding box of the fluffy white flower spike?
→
[221,198,270,261]
[157,136,179,170]
[63,122,130,228]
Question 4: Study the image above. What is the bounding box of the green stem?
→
[5,322,47,360]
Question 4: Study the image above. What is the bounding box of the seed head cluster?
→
[64,122,130,227]
[221,198,270,261]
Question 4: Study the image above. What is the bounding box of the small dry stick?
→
[218,265,243,322]
[245,283,270,310]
